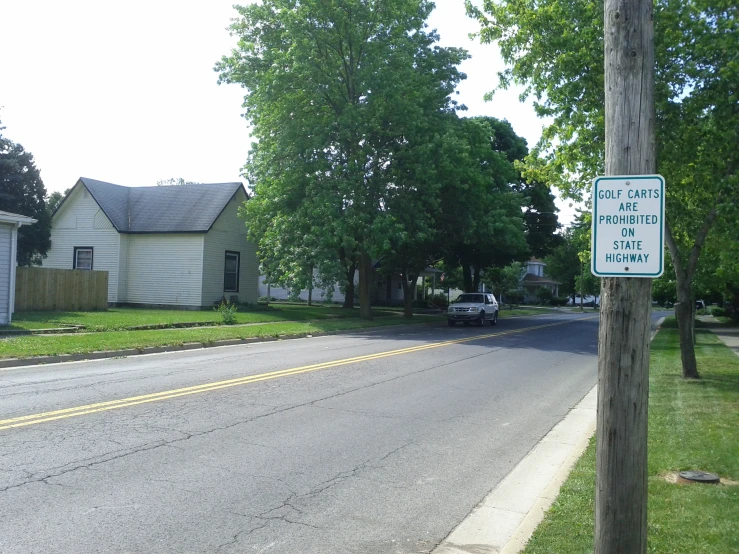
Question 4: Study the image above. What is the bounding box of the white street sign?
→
[591,175,665,278]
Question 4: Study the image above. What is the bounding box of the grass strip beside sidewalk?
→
[0,316,446,360]
[522,328,739,553]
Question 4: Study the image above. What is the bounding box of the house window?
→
[73,247,93,270]
[224,251,240,292]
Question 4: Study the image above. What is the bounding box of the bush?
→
[551,296,569,307]
[536,288,554,305]
[428,293,448,308]
[711,307,728,318]
[214,300,238,325]
[505,290,524,306]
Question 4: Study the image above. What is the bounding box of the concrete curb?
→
[0,320,451,370]
[432,385,598,554]
[433,317,665,554]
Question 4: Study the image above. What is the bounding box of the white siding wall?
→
[118,234,129,303]
[0,224,12,325]
[43,185,121,302]
[257,275,347,304]
[201,191,259,306]
[126,234,204,307]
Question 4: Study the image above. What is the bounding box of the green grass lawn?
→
[522,328,739,554]
[3,304,400,332]
[0,302,555,359]
[0,314,446,359]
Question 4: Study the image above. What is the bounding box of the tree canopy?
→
[217,0,467,317]
[0,121,51,266]
[437,115,529,292]
[468,0,738,377]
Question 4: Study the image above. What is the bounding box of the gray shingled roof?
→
[76,178,245,233]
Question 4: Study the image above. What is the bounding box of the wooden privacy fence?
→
[15,267,108,311]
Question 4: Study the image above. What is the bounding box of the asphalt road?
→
[0,311,666,553]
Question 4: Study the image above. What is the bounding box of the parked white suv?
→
[447,293,499,327]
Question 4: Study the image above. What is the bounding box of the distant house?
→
[43,178,258,308]
[0,210,37,324]
[259,264,443,306]
[521,258,560,302]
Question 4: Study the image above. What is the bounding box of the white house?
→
[259,264,443,306]
[520,257,560,301]
[43,178,258,309]
[0,210,37,325]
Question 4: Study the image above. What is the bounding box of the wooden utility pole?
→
[596,0,655,553]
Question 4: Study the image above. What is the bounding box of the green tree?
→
[544,228,580,299]
[535,286,553,305]
[374,123,447,318]
[218,0,467,319]
[156,178,200,186]
[46,188,72,216]
[438,116,528,292]
[484,261,523,301]
[468,0,738,378]
[521,181,562,258]
[0,123,51,265]
[479,116,563,258]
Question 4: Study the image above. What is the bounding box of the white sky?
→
[0,0,577,223]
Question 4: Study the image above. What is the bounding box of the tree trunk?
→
[664,222,708,379]
[342,259,356,310]
[358,251,373,320]
[307,266,313,306]
[580,260,585,312]
[596,1,654,552]
[672,275,700,379]
[462,264,473,293]
[401,271,418,319]
[472,264,482,293]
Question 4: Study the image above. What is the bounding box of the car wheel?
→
[448,319,456,327]
[490,310,498,326]
[477,311,485,326]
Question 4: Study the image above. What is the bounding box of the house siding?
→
[118,234,129,303]
[43,185,121,302]
[257,275,347,303]
[126,234,204,307]
[0,224,12,324]
[201,191,258,306]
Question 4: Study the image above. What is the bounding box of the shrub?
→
[505,290,525,306]
[536,288,554,305]
[429,293,448,308]
[551,296,569,307]
[711,307,727,318]
[214,300,238,325]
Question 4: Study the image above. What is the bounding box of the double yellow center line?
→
[0,318,591,431]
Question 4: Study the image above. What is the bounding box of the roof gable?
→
[73,178,246,233]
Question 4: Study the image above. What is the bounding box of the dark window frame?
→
[224,250,240,293]
[73,247,94,270]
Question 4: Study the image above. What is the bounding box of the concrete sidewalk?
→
[433,385,597,554]
[709,326,739,357]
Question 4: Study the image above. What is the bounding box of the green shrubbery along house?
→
[43,178,258,309]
